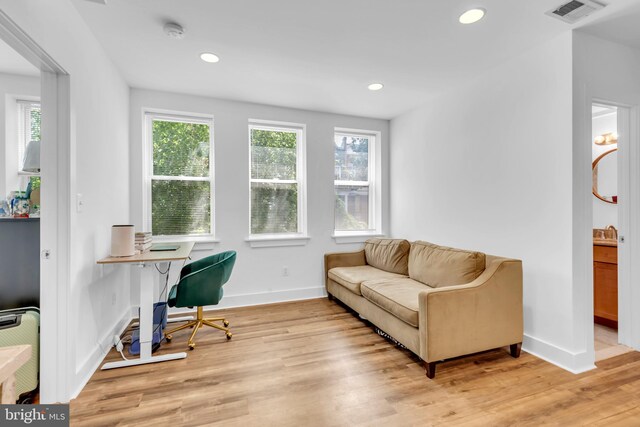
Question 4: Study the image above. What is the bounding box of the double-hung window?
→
[17,100,41,169]
[334,129,380,235]
[145,111,214,238]
[249,120,306,239]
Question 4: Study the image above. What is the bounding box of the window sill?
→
[245,235,310,248]
[153,235,220,252]
[332,232,383,244]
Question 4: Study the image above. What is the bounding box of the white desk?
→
[97,242,194,370]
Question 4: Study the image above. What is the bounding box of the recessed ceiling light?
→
[200,52,220,63]
[368,83,384,91]
[459,8,486,24]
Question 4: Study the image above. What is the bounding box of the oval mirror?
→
[592,148,617,204]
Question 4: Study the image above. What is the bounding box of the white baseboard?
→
[204,286,327,310]
[71,308,132,400]
[523,333,596,374]
[129,286,327,318]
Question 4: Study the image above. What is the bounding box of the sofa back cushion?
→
[364,238,410,275]
[409,241,485,288]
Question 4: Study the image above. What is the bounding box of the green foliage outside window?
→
[151,119,211,236]
[250,128,298,234]
[334,135,370,230]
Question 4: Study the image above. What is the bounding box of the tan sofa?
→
[324,238,523,378]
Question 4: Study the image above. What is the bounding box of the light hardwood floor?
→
[71,298,640,426]
[595,323,634,362]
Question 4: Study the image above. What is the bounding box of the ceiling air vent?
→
[545,0,605,24]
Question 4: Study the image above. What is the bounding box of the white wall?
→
[390,33,581,370]
[0,0,131,402]
[129,89,389,309]
[573,32,640,354]
[0,72,39,198]
[591,112,617,229]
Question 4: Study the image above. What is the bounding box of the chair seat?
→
[328,266,407,296]
[361,278,429,327]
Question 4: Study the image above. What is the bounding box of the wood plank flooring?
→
[595,323,634,362]
[70,298,640,426]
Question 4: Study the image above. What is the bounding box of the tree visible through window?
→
[250,124,303,235]
[334,132,374,231]
[147,114,213,236]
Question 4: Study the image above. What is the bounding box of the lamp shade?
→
[22,140,40,173]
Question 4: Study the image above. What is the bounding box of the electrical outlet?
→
[283,266,289,277]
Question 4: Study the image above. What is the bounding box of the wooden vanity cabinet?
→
[593,243,618,328]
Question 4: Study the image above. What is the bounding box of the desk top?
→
[97,241,195,265]
[0,345,31,382]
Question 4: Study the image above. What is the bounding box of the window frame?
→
[16,98,41,177]
[333,128,382,242]
[246,119,308,247]
[143,109,216,242]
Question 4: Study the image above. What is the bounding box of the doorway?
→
[0,10,71,403]
[591,102,633,362]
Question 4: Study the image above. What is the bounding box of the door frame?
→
[587,97,640,355]
[0,11,71,403]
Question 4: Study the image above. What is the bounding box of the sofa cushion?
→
[361,278,428,327]
[409,241,485,288]
[328,266,407,296]
[364,238,411,275]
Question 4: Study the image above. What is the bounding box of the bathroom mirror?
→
[592,148,617,204]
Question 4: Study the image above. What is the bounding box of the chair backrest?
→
[174,251,237,308]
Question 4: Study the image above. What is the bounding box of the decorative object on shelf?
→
[110,225,135,257]
[9,191,30,218]
[592,148,617,204]
[21,141,40,173]
[594,132,618,146]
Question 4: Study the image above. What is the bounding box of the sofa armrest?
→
[324,250,366,285]
[418,258,523,362]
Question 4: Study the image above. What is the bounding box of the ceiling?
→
[580,2,640,51]
[71,0,639,119]
[0,38,39,76]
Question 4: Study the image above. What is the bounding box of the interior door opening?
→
[591,102,633,362]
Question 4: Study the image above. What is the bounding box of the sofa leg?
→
[510,343,522,358]
[327,292,334,301]
[425,362,437,379]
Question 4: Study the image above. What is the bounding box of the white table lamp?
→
[22,140,41,173]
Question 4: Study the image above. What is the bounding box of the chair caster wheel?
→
[223,320,230,327]
[226,332,233,340]
[165,335,172,342]
[188,343,195,350]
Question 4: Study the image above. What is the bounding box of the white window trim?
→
[333,128,382,241]
[142,109,216,240]
[247,119,308,247]
[15,97,41,177]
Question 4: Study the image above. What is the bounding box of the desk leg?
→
[101,263,187,370]
[139,264,153,359]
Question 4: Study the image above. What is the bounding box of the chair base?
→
[165,307,231,350]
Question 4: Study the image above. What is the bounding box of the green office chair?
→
[164,250,237,350]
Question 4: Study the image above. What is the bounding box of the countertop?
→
[594,238,617,247]
[0,217,40,222]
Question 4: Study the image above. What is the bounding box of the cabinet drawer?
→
[594,245,617,264]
